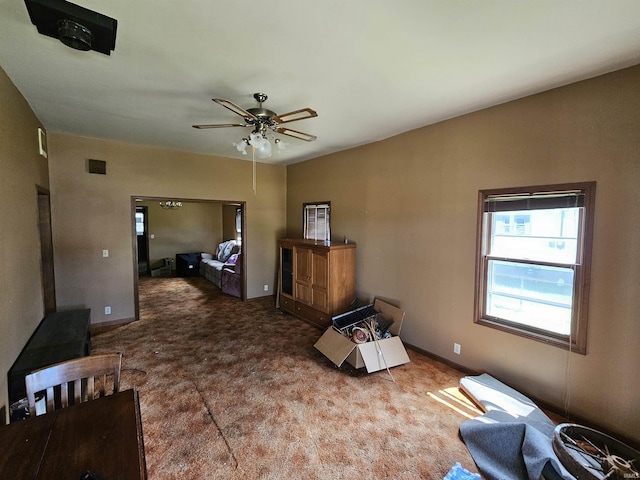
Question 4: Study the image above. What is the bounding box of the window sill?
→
[475,316,586,354]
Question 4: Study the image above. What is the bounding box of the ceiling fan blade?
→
[192,123,247,129]
[275,127,317,142]
[272,108,318,124]
[212,98,258,121]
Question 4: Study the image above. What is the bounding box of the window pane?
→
[489,208,580,264]
[135,212,144,235]
[236,208,242,243]
[304,203,330,241]
[486,260,574,335]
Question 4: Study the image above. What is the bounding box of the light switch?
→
[102,249,109,257]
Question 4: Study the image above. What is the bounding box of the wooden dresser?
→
[279,239,356,328]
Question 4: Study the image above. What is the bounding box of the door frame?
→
[37,186,56,314]
[130,196,247,321]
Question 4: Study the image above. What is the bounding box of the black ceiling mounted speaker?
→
[24,0,117,55]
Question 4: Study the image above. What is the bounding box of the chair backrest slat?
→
[45,386,56,413]
[25,353,122,417]
[87,376,95,401]
[72,378,82,405]
[99,374,107,397]
[60,382,69,409]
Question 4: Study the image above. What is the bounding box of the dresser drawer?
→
[280,295,295,314]
[294,302,331,329]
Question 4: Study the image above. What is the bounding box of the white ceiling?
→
[1,1,640,165]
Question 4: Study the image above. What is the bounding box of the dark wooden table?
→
[0,389,147,479]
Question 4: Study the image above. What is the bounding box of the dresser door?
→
[310,249,329,312]
[294,247,312,305]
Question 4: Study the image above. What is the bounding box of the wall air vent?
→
[87,159,106,175]
[24,0,117,55]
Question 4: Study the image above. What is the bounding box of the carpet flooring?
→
[92,275,481,479]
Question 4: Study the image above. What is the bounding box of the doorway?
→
[37,187,56,313]
[135,206,150,275]
[131,197,247,320]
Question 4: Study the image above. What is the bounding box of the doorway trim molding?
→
[130,196,247,321]
[37,186,56,314]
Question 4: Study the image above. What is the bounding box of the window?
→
[235,207,242,243]
[135,212,145,235]
[474,182,595,353]
[303,202,331,242]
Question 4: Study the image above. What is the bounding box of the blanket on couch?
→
[200,240,240,288]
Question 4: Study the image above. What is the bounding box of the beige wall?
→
[0,67,50,420]
[287,65,640,442]
[138,200,224,268]
[223,204,240,243]
[48,134,286,324]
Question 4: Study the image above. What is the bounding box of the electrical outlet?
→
[105,306,111,315]
[263,284,269,292]
[453,343,461,355]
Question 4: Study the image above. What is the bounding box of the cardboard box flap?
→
[316,299,410,373]
[314,327,357,367]
[373,298,405,336]
[358,336,411,373]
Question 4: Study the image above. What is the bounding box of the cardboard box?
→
[314,298,410,373]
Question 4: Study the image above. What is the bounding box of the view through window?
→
[236,207,242,243]
[475,182,595,353]
[135,211,144,235]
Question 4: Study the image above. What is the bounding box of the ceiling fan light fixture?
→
[249,132,272,159]
[57,18,92,50]
[233,138,249,155]
[275,138,288,151]
[194,92,317,157]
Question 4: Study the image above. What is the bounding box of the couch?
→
[221,254,242,298]
[200,240,240,288]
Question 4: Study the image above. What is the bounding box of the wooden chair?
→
[25,353,122,417]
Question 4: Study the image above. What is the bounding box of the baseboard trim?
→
[404,342,478,375]
[249,294,276,302]
[91,316,136,334]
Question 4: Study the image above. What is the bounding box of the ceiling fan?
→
[193,93,317,158]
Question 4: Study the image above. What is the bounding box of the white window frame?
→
[303,202,331,242]
[474,182,596,354]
